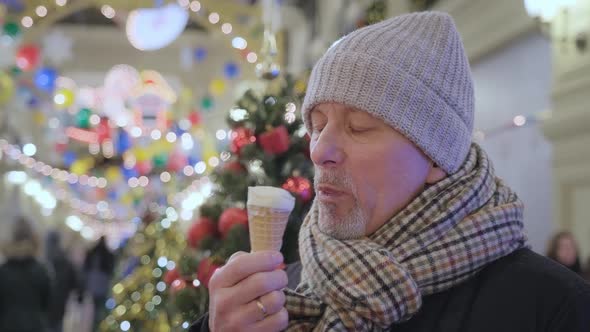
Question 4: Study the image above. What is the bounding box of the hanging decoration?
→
[126,3,189,51]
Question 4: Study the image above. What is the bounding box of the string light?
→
[221,23,232,34]
[21,16,33,28]
[36,6,48,17]
[56,0,67,6]
[208,12,220,24]
[190,1,201,12]
[246,52,258,63]
[216,130,227,140]
[101,5,116,19]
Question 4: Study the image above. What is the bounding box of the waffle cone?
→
[248,205,291,252]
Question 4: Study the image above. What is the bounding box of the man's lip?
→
[316,184,349,197]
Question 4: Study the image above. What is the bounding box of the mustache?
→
[314,170,354,192]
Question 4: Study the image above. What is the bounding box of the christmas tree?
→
[171,75,314,323]
[99,212,191,332]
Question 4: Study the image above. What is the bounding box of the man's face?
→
[310,103,433,239]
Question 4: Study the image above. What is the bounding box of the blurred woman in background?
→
[547,231,583,275]
[45,230,82,332]
[0,217,51,332]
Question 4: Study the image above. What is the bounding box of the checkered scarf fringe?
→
[284,144,527,331]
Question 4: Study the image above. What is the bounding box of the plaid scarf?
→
[284,144,527,331]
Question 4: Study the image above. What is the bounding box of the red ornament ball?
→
[230,127,255,155]
[170,279,187,294]
[135,160,153,176]
[258,125,290,155]
[164,268,180,285]
[223,160,246,174]
[218,207,248,237]
[187,217,216,248]
[197,257,221,288]
[188,111,202,126]
[282,176,313,203]
[16,44,40,71]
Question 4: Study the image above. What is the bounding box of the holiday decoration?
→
[229,127,255,155]
[193,47,207,62]
[163,268,180,285]
[54,88,75,108]
[100,216,188,331]
[15,44,40,71]
[209,79,226,96]
[126,4,189,51]
[197,258,220,288]
[200,95,214,111]
[223,62,240,79]
[172,76,313,322]
[282,176,313,203]
[33,67,58,92]
[258,125,290,155]
[2,21,19,38]
[0,71,14,104]
[75,108,92,128]
[188,111,201,126]
[187,217,216,248]
[223,160,246,174]
[218,207,248,237]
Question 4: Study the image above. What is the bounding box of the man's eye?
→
[349,126,371,133]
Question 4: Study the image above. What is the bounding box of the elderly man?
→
[192,11,590,332]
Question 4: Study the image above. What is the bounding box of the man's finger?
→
[212,251,283,288]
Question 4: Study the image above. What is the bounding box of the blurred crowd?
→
[0,217,115,332]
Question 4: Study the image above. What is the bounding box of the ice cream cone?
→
[247,186,295,252]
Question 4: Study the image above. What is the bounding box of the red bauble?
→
[170,279,187,294]
[218,207,248,237]
[95,118,111,143]
[55,142,68,153]
[282,176,313,203]
[135,160,153,175]
[164,268,180,285]
[197,258,221,288]
[188,111,202,126]
[230,127,255,155]
[259,125,290,155]
[223,160,246,174]
[167,151,188,173]
[187,217,216,248]
[16,44,40,71]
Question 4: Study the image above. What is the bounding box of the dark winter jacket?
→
[191,248,590,331]
[0,257,51,332]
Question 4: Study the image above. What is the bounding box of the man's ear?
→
[426,162,447,185]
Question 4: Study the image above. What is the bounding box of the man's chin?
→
[317,213,366,240]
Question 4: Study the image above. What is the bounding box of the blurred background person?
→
[45,230,82,332]
[82,236,115,332]
[547,231,583,275]
[0,217,51,332]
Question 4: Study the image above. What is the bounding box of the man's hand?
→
[208,251,289,332]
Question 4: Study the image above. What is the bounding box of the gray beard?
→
[317,201,367,240]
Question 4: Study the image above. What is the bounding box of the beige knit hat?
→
[302,11,474,174]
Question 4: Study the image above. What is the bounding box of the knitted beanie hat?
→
[302,11,474,174]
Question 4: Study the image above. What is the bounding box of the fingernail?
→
[271,252,283,264]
